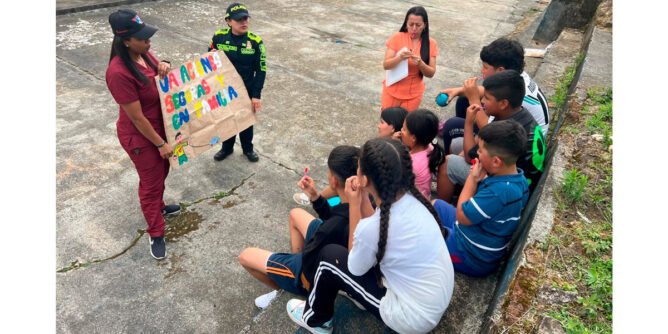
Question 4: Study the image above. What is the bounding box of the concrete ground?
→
[56,0,550,333]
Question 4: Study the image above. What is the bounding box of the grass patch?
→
[498,88,612,333]
[584,87,613,147]
[547,88,613,333]
[550,52,586,109]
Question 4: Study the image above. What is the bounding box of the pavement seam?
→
[185,172,255,207]
[56,229,145,273]
[56,173,255,273]
[256,153,301,177]
[57,56,105,82]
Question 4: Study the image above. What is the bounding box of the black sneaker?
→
[214,149,233,161]
[244,151,259,162]
[149,236,166,260]
[161,204,181,217]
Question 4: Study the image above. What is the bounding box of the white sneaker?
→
[338,290,366,311]
[286,299,333,334]
[293,192,310,206]
[254,289,279,309]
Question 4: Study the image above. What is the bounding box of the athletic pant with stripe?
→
[303,244,387,327]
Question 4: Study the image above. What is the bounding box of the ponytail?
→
[428,142,445,175]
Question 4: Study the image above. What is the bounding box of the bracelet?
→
[156,141,166,148]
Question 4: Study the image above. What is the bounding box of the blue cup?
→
[435,93,449,107]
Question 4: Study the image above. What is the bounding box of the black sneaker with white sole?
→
[161,204,181,217]
[149,236,166,260]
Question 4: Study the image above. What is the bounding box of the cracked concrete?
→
[56,0,562,333]
[57,173,254,273]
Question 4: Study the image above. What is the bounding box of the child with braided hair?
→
[286,138,454,334]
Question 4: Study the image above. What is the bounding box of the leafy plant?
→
[561,168,588,203]
[549,309,589,334]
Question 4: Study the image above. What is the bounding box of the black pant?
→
[222,125,253,153]
[303,244,387,327]
[454,96,470,118]
[441,96,479,154]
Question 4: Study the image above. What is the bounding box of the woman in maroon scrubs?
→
[105,9,180,260]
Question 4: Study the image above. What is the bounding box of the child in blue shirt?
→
[433,120,529,277]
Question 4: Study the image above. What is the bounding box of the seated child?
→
[439,37,550,154]
[238,145,360,307]
[377,106,409,139]
[294,107,408,205]
[433,120,530,277]
[437,70,544,202]
[400,109,445,200]
[285,138,454,334]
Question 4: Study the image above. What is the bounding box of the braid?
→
[361,139,404,284]
[374,146,397,266]
[376,201,392,269]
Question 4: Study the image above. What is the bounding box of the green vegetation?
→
[584,87,613,147]
[213,191,230,200]
[561,168,588,204]
[546,88,613,333]
[500,88,612,333]
[550,52,586,109]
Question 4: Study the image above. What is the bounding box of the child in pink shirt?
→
[401,109,445,200]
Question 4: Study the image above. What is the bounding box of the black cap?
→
[225,3,250,20]
[108,9,157,39]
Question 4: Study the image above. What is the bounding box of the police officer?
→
[209,2,266,162]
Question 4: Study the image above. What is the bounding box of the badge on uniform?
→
[246,40,251,49]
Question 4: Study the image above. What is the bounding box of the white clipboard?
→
[385,47,409,86]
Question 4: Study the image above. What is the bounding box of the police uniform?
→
[208,27,266,160]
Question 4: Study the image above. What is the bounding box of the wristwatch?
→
[156,141,166,148]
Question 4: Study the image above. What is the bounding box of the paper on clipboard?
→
[385,47,409,86]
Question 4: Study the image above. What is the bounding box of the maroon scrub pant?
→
[120,135,170,238]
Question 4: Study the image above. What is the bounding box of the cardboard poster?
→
[155,50,255,167]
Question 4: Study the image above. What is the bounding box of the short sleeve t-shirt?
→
[383,32,439,100]
[105,51,165,147]
[456,171,529,271]
[348,194,454,333]
[521,71,549,136]
[411,144,433,200]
